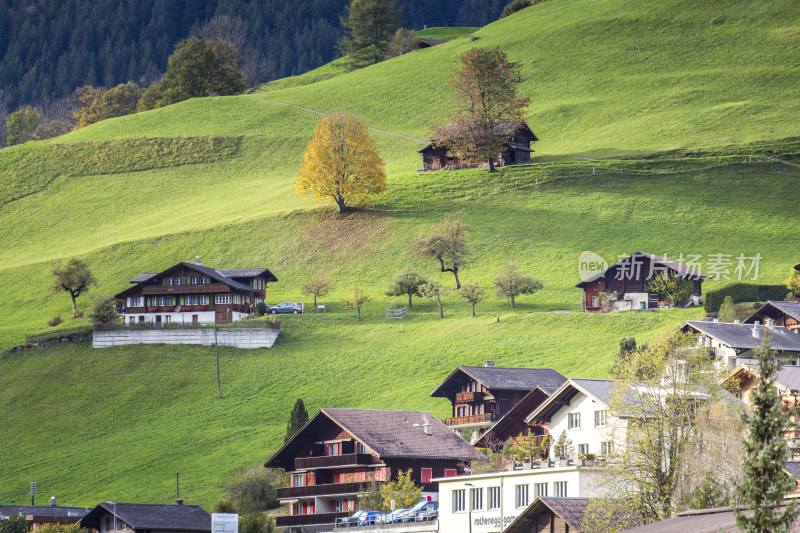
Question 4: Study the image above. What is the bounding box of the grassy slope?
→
[1,0,799,508]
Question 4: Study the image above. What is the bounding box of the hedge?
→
[704,283,789,312]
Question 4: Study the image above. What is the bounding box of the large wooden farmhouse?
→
[575,252,707,312]
[418,121,538,171]
[114,257,277,325]
[265,408,484,529]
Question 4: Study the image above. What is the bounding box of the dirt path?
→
[247,96,428,144]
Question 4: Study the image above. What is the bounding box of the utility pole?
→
[30,481,36,506]
[214,314,221,399]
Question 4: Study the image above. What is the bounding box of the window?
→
[591,296,599,307]
[601,441,614,457]
[578,443,589,456]
[594,410,607,427]
[514,484,529,508]
[421,468,432,484]
[127,297,144,307]
[444,469,457,478]
[554,481,568,497]
[293,474,305,487]
[233,295,241,304]
[128,316,136,324]
[357,442,366,454]
[200,295,209,305]
[354,470,366,482]
[176,277,182,286]
[191,277,199,285]
[470,488,483,511]
[452,489,466,513]
[164,315,171,324]
[167,277,174,285]
[568,412,581,429]
[534,482,547,498]
[487,487,501,510]
[201,276,211,285]
[331,500,345,513]
[215,294,232,304]
[325,442,342,456]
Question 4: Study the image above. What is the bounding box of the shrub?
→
[704,283,788,312]
[256,302,268,315]
[88,297,117,323]
[224,463,286,512]
[72,308,84,318]
[501,0,531,18]
[239,513,274,533]
[48,314,63,327]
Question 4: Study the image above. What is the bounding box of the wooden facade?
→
[575,252,706,313]
[418,122,538,171]
[114,258,277,325]
[744,300,800,333]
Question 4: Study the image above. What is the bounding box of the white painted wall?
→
[548,391,622,459]
[436,467,605,533]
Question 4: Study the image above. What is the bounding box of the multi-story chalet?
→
[576,252,707,312]
[430,363,567,443]
[115,257,277,325]
[418,121,538,171]
[682,320,800,370]
[473,387,553,450]
[79,503,210,533]
[744,300,800,333]
[265,408,485,530]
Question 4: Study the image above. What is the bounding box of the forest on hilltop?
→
[0,0,505,114]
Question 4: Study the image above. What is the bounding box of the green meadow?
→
[1,0,799,508]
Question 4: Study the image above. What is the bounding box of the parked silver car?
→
[267,302,304,314]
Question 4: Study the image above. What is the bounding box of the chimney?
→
[753,321,761,338]
[194,256,201,265]
[766,318,775,330]
[422,423,433,436]
[50,496,57,507]
[484,360,495,368]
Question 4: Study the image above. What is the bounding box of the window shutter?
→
[146,297,151,306]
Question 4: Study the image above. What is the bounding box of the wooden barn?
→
[418,121,538,171]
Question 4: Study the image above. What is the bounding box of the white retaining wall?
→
[93,328,279,349]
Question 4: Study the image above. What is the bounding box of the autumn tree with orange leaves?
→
[295,112,386,213]
[435,47,530,172]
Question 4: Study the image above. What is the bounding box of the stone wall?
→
[93,327,279,349]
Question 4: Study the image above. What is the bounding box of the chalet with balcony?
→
[114,257,277,325]
[418,121,538,171]
[430,363,566,443]
[473,386,553,450]
[264,408,485,530]
[744,300,800,333]
[682,320,800,370]
[576,252,707,312]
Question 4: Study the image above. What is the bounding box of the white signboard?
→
[212,513,238,533]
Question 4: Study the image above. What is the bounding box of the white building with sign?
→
[435,465,605,533]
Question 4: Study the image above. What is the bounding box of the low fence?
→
[94,320,280,331]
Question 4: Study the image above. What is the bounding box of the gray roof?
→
[746,300,800,323]
[129,273,159,283]
[505,498,590,533]
[0,506,90,520]
[786,461,800,477]
[527,378,615,423]
[322,408,486,461]
[185,263,262,293]
[684,321,800,351]
[620,505,800,532]
[576,251,708,287]
[80,503,210,532]
[431,366,566,397]
[217,268,273,278]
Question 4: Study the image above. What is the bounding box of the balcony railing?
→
[276,512,351,528]
[277,481,375,499]
[142,283,230,294]
[455,391,484,403]
[294,453,376,470]
[442,413,497,426]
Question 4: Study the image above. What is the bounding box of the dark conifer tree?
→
[339,0,401,70]
[285,399,309,442]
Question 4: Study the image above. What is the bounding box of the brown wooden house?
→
[114,257,277,325]
[418,121,538,171]
[744,300,800,333]
[265,408,485,530]
[504,497,591,533]
[575,252,707,313]
[430,362,566,442]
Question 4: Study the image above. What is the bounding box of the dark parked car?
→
[336,511,365,527]
[402,500,438,522]
[358,511,387,526]
[267,302,303,314]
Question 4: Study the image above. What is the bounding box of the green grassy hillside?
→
[1,0,799,509]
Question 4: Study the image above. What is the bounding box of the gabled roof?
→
[217,268,275,278]
[745,300,800,324]
[525,378,615,424]
[504,497,590,533]
[418,37,447,47]
[79,503,210,532]
[474,387,551,449]
[0,506,90,520]
[727,364,800,394]
[265,408,485,470]
[619,504,800,532]
[417,121,539,153]
[130,273,159,284]
[430,366,566,398]
[683,321,800,352]
[575,251,708,288]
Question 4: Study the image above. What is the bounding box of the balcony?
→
[276,512,350,528]
[442,413,497,427]
[294,453,376,470]
[456,391,484,403]
[142,283,229,295]
[277,481,375,500]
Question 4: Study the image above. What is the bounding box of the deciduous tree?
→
[6,106,45,145]
[52,258,96,312]
[69,85,106,129]
[735,336,800,533]
[436,47,530,172]
[302,272,335,308]
[358,481,388,512]
[420,280,445,318]
[458,280,486,317]
[285,398,309,442]
[387,28,418,58]
[343,284,370,320]
[413,216,469,288]
[295,112,386,213]
[645,271,694,307]
[339,0,400,70]
[88,297,117,324]
[385,265,427,309]
[786,266,800,296]
[493,261,542,308]
[379,469,422,509]
[223,463,286,512]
